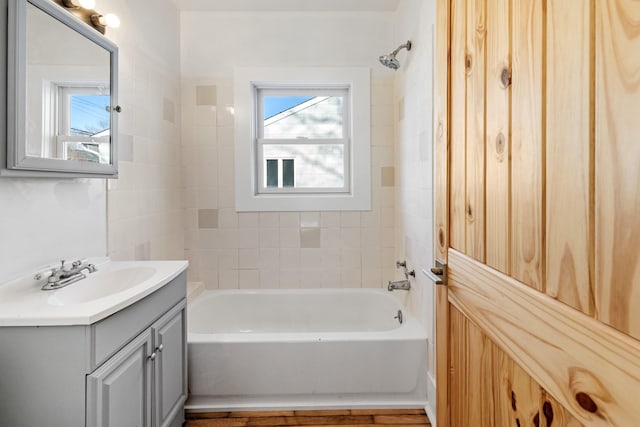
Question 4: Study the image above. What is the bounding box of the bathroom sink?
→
[47,266,157,306]
[0,259,188,326]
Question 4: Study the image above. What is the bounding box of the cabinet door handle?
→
[156,344,164,352]
[148,352,156,361]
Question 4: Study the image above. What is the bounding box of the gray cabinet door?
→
[153,301,187,427]
[87,329,153,427]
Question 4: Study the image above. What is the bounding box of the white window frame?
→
[257,86,350,194]
[234,67,371,212]
[44,82,111,162]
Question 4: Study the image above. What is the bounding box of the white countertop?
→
[0,259,188,326]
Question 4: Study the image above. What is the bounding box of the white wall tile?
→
[239,212,260,228]
[279,269,300,288]
[259,269,280,289]
[320,228,341,248]
[218,249,238,270]
[340,269,362,288]
[219,270,239,289]
[218,208,239,228]
[279,228,300,248]
[279,248,300,269]
[237,229,260,248]
[279,212,300,228]
[340,228,361,249]
[259,248,280,269]
[320,212,341,228]
[341,248,362,268]
[238,248,259,269]
[259,228,280,248]
[259,212,280,227]
[340,212,361,228]
[362,269,382,288]
[239,269,259,289]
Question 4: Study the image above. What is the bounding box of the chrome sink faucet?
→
[36,259,98,290]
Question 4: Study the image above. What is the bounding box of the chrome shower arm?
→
[391,40,412,56]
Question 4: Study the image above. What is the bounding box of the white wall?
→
[181,11,397,79]
[104,0,184,262]
[180,11,399,289]
[0,0,183,282]
[0,178,106,281]
[392,0,437,419]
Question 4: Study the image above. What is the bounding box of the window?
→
[257,87,349,193]
[234,68,371,211]
[265,158,295,188]
[56,85,111,164]
[42,83,111,163]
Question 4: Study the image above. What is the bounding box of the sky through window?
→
[263,96,313,120]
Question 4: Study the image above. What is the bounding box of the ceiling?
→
[174,0,400,12]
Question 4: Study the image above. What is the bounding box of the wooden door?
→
[434,0,640,425]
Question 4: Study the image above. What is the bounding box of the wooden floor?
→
[185,409,431,427]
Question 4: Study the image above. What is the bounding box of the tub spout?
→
[388,279,411,291]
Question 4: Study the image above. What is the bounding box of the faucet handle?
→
[396,260,407,269]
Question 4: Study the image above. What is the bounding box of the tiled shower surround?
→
[182,78,397,289]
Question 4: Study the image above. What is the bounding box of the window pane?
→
[70,94,111,137]
[263,96,344,139]
[263,144,344,189]
[266,159,278,187]
[282,159,294,187]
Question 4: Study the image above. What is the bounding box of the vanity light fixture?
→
[54,0,120,34]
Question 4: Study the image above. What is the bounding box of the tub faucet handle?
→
[396,260,407,269]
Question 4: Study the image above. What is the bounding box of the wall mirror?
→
[3,0,119,177]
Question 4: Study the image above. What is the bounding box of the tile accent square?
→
[381,166,395,187]
[163,98,175,123]
[198,209,218,229]
[300,212,320,228]
[300,227,321,248]
[196,85,217,106]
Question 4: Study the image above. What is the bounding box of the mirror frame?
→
[3,0,118,177]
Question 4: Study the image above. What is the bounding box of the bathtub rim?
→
[187,288,427,344]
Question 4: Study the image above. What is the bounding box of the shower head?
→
[379,40,412,70]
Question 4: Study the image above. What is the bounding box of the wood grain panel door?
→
[434,0,640,425]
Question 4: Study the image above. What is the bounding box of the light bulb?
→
[78,0,95,8]
[92,13,121,29]
[62,0,95,8]
[103,13,120,28]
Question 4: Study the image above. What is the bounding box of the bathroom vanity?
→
[0,260,188,427]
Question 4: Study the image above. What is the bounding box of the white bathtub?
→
[185,289,427,411]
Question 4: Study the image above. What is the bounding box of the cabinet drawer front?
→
[90,271,186,370]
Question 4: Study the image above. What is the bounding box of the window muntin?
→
[256,87,349,193]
